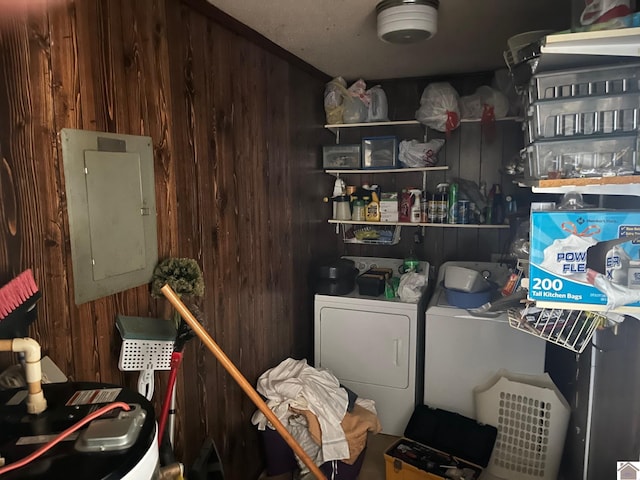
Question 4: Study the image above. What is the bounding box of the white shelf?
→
[324,120,420,134]
[536,27,640,72]
[459,116,523,123]
[542,27,640,57]
[521,175,640,196]
[324,117,523,134]
[328,220,510,229]
[325,166,448,175]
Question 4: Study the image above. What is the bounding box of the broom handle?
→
[160,285,327,480]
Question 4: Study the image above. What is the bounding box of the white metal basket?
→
[116,316,176,400]
[508,305,604,354]
[118,338,174,372]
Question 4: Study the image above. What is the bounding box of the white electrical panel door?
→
[315,297,420,435]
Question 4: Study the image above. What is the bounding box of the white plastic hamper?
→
[474,369,570,480]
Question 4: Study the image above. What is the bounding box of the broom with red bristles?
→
[0,269,41,339]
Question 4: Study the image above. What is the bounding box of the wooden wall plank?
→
[0,2,527,478]
[0,1,326,478]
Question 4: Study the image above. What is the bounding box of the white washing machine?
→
[314,256,431,436]
[424,261,547,420]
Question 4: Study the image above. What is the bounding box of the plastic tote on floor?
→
[384,405,497,480]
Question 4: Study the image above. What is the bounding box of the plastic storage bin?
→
[362,136,398,169]
[526,93,640,142]
[524,132,638,179]
[322,144,361,169]
[385,405,497,480]
[528,62,640,102]
[356,267,393,296]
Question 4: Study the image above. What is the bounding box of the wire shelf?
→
[508,305,606,353]
[342,224,401,245]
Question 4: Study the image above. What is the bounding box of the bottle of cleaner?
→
[409,189,422,223]
[365,192,381,222]
[435,183,449,223]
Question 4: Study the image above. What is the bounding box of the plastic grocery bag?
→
[323,77,348,124]
[343,79,369,124]
[342,96,368,123]
[398,139,445,167]
[398,272,427,303]
[460,86,509,120]
[416,82,460,133]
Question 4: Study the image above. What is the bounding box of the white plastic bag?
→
[342,96,368,123]
[460,85,509,120]
[324,77,348,124]
[477,85,509,119]
[460,91,483,119]
[398,272,427,303]
[416,82,461,133]
[398,139,445,167]
[367,85,388,122]
[342,79,369,123]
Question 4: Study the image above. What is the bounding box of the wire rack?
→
[508,305,606,353]
[342,224,401,245]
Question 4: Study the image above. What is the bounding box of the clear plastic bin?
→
[528,62,640,102]
[525,132,638,179]
[526,93,640,142]
[322,144,361,169]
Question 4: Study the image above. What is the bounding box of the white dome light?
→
[376,0,439,44]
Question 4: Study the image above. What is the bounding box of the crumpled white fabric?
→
[251,358,349,464]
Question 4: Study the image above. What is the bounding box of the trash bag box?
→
[529,210,640,312]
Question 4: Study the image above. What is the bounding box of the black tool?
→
[586,235,640,275]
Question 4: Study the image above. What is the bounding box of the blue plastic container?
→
[444,286,492,309]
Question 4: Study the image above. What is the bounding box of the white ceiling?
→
[207,0,572,81]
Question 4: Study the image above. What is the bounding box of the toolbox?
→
[384,405,497,480]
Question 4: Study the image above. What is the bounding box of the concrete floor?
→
[355,433,398,480]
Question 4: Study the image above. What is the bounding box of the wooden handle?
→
[160,284,327,480]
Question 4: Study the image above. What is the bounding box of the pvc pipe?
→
[160,285,327,480]
[0,338,47,414]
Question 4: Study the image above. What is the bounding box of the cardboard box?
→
[381,192,399,222]
[529,210,640,312]
[384,405,496,480]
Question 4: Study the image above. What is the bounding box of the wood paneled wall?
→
[0,0,330,478]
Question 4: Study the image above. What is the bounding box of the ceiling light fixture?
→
[376,0,439,44]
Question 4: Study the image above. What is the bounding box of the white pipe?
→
[0,338,47,414]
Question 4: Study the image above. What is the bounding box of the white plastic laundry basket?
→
[474,369,570,480]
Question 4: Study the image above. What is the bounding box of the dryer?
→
[423,261,547,420]
[314,256,430,436]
